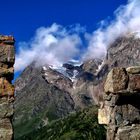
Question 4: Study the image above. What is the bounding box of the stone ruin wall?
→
[98,66,140,140]
[0,36,15,140]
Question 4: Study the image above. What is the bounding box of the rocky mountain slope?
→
[106,34,140,68]
[14,58,102,138]
[13,34,140,139]
[14,63,75,138]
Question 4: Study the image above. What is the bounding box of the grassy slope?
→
[15,106,106,140]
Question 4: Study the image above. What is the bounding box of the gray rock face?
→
[106,35,140,68]
[82,59,102,74]
[42,66,73,93]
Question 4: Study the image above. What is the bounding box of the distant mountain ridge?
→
[13,34,140,139]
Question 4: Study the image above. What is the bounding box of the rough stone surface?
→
[99,67,140,140]
[98,106,111,125]
[128,74,140,91]
[0,118,13,140]
[0,78,14,97]
[111,104,140,127]
[0,35,15,140]
[0,36,14,44]
[0,63,8,69]
[126,66,140,74]
[104,94,119,107]
[107,128,116,140]
[104,68,128,93]
[0,67,14,77]
[0,44,15,64]
[116,125,140,140]
[0,97,14,118]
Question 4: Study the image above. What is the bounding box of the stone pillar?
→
[98,66,140,140]
[0,36,15,140]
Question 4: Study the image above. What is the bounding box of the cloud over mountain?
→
[15,24,84,72]
[15,0,140,72]
[82,0,140,60]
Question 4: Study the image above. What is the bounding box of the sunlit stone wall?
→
[0,36,15,140]
[98,67,140,140]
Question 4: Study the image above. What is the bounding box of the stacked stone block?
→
[0,36,15,140]
[98,66,140,140]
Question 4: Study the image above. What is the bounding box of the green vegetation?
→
[15,106,106,140]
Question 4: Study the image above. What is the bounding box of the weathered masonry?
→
[98,66,140,140]
[0,36,15,140]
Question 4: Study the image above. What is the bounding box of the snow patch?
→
[96,60,105,74]
[42,61,81,82]
[42,66,48,71]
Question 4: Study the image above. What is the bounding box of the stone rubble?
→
[0,35,15,140]
[98,66,140,140]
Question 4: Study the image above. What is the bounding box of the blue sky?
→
[1,0,135,81]
[0,0,127,42]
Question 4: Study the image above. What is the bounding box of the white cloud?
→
[82,0,140,60]
[14,23,83,72]
[15,0,140,72]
